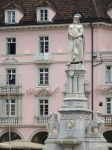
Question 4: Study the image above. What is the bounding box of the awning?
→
[4,140,47,149]
[106,143,112,148]
[0,143,11,148]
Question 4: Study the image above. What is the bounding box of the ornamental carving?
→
[86,110,105,134]
[76,102,84,108]
[2,56,18,64]
[47,112,60,134]
[66,120,75,130]
[61,112,90,120]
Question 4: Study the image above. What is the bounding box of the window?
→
[6,100,15,116]
[106,98,112,114]
[40,10,48,21]
[6,69,16,85]
[7,11,15,23]
[39,100,48,116]
[39,36,49,54]
[39,68,49,85]
[106,66,112,83]
[7,38,16,55]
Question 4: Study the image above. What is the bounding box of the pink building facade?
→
[0,0,112,146]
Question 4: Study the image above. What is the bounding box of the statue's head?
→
[73,15,80,24]
[94,110,102,117]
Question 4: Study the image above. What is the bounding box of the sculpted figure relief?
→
[47,112,60,134]
[67,15,85,66]
[86,110,105,134]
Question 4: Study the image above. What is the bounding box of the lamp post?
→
[8,75,11,150]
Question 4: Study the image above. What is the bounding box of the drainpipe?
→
[90,22,93,119]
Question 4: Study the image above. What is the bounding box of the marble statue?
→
[67,15,85,66]
[87,110,105,134]
[45,15,108,150]
[47,112,60,134]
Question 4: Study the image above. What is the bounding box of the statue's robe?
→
[68,24,85,63]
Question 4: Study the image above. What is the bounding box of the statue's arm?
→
[68,28,74,40]
[75,27,84,38]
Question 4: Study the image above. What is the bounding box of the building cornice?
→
[0,23,90,31]
[0,22,112,31]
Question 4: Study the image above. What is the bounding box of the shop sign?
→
[26,87,59,96]
[95,84,112,95]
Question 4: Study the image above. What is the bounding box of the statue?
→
[86,110,105,134]
[67,15,85,66]
[47,112,60,134]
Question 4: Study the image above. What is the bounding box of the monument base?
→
[45,134,108,150]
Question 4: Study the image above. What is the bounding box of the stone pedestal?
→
[45,64,108,150]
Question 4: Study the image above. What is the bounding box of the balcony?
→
[102,114,112,125]
[34,53,52,63]
[0,116,22,126]
[34,116,50,126]
[0,74,22,96]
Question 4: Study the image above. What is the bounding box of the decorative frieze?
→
[61,112,90,120]
[2,56,18,64]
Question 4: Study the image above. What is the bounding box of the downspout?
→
[90,22,93,119]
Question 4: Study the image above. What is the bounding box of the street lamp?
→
[8,75,11,150]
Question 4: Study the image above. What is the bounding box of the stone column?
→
[67,75,69,93]
[78,74,83,93]
[68,70,74,93]
[0,96,2,118]
[82,74,84,93]
[0,75,3,93]
[73,74,78,93]
[68,75,72,93]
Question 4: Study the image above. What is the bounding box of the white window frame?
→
[7,38,16,55]
[4,36,18,55]
[36,97,50,116]
[39,68,49,85]
[103,95,112,114]
[39,36,49,54]
[6,10,16,24]
[37,34,50,54]
[5,99,16,116]
[36,65,50,87]
[39,8,48,21]
[4,65,18,85]
[39,99,49,116]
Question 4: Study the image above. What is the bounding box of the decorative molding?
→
[2,56,19,64]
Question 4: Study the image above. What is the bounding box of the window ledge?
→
[37,21,49,23]
[5,22,16,25]
[36,85,50,88]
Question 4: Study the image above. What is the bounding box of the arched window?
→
[31,131,48,144]
[103,131,112,150]
[0,132,21,143]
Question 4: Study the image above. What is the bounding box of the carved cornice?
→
[2,56,19,64]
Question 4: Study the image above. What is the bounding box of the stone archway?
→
[29,129,48,145]
[0,129,24,142]
[103,130,112,150]
[103,130,112,143]
[0,132,21,143]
